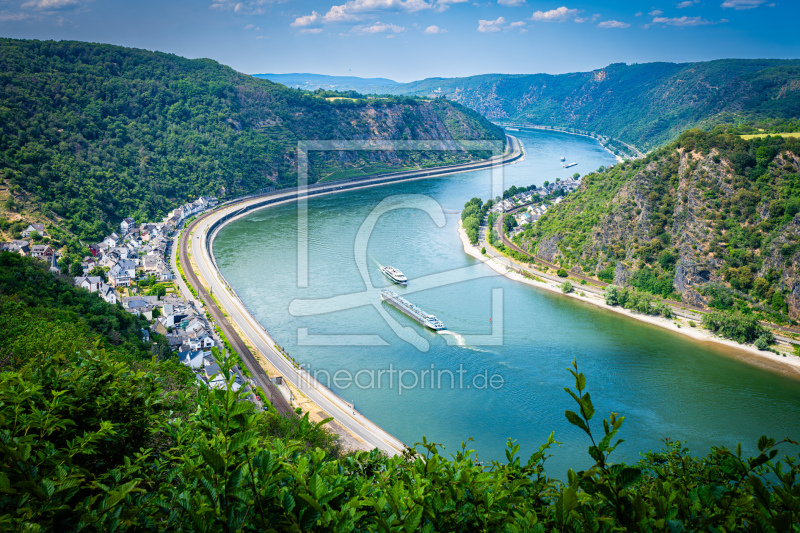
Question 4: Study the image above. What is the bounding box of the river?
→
[214,128,800,475]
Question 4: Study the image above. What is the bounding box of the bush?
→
[755,335,770,350]
[480,247,486,254]
[557,268,568,277]
[702,311,775,344]
[560,280,573,293]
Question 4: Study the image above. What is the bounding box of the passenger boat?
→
[381,265,407,285]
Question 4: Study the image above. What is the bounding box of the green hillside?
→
[513,128,800,323]
[0,38,503,242]
[313,60,800,150]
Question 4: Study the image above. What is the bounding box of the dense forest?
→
[513,128,800,324]
[0,38,503,241]
[283,60,800,150]
[2,253,798,531]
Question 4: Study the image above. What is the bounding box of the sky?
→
[1,0,798,81]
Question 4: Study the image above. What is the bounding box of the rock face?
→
[521,130,800,319]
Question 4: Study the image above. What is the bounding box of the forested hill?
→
[284,60,800,150]
[0,38,503,241]
[515,129,800,324]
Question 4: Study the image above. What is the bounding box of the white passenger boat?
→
[381,265,407,285]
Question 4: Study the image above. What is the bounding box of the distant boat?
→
[563,162,578,168]
[506,127,519,131]
[381,265,407,285]
[560,156,566,161]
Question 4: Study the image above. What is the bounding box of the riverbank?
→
[498,123,639,163]
[457,222,800,379]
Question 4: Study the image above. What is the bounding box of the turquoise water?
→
[214,129,800,476]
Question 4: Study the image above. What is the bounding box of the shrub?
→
[755,335,770,350]
[480,247,486,254]
[557,268,568,277]
[702,311,775,344]
[561,280,573,293]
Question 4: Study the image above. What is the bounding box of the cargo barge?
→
[380,289,445,331]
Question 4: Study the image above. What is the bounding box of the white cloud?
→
[21,0,81,9]
[635,11,643,16]
[424,24,445,33]
[478,16,505,31]
[299,28,323,34]
[509,20,525,26]
[721,0,773,8]
[351,20,406,33]
[497,0,526,6]
[597,19,629,28]
[651,15,727,25]
[530,6,581,22]
[209,0,280,15]
[676,0,697,7]
[435,0,468,11]
[648,9,663,16]
[291,11,320,27]
[0,10,31,20]
[322,0,435,23]
[574,13,599,23]
[243,23,262,30]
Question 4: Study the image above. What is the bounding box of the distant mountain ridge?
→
[266,60,800,150]
[254,73,399,92]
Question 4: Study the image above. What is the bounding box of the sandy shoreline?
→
[457,223,800,379]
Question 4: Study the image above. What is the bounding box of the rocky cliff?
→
[520,128,800,322]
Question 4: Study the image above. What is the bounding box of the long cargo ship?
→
[563,162,578,168]
[380,289,445,330]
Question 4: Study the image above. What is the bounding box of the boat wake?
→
[437,330,495,354]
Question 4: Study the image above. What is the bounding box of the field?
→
[739,132,800,140]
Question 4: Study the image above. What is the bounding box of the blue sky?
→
[1,0,797,81]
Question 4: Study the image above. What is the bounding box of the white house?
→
[74,276,103,293]
[120,217,135,234]
[21,223,46,238]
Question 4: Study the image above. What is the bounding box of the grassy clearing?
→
[739,132,800,140]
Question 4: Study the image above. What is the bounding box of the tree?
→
[69,261,84,277]
[560,280,573,293]
[504,214,517,233]
[481,247,486,254]
[557,268,568,278]
[89,266,108,282]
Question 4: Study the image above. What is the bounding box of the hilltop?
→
[513,128,800,323]
[0,38,503,242]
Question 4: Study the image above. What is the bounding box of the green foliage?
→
[0,252,148,352]
[460,197,496,245]
[0,38,503,241]
[604,285,673,318]
[503,214,517,233]
[702,311,775,344]
[560,280,573,293]
[557,268,568,278]
[2,294,800,532]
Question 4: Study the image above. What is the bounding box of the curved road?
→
[179,136,524,456]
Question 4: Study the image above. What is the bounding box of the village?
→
[1,195,273,406]
[491,175,582,236]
